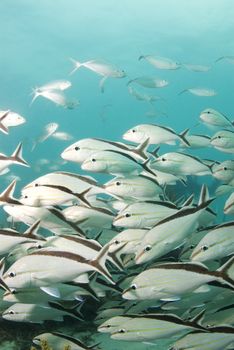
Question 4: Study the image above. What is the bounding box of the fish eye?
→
[119,329,126,333]
[8,272,16,278]
[144,245,152,252]
[24,195,28,199]
[37,244,42,249]
[91,158,96,162]
[116,181,121,186]
[161,158,166,162]
[201,245,208,251]
[114,240,120,245]
[35,183,39,187]
[11,289,16,294]
[125,213,131,218]
[190,244,195,249]
[75,146,80,151]
[131,284,137,290]
[207,111,210,114]
[224,167,227,170]
[8,310,15,315]
[218,136,221,139]
[132,129,136,133]
[106,324,111,328]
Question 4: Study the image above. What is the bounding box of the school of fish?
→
[0,54,234,350]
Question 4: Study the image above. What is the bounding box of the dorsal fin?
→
[24,220,41,239]
[132,137,150,160]
[0,180,21,205]
[0,111,10,134]
[11,142,29,167]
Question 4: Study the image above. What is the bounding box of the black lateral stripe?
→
[205,325,234,334]
[143,200,178,209]
[154,262,210,274]
[177,151,209,165]
[93,138,130,151]
[47,208,85,236]
[138,174,160,186]
[192,134,211,139]
[30,249,89,263]
[105,149,139,163]
[215,221,234,229]
[40,184,89,205]
[55,171,98,186]
[60,235,100,251]
[147,124,177,135]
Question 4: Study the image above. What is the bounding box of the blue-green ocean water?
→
[0,0,234,349]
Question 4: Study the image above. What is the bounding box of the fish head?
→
[33,333,50,346]
[3,257,32,289]
[61,140,90,163]
[81,152,108,173]
[212,161,234,182]
[151,153,174,171]
[156,79,169,87]
[135,238,166,264]
[104,177,136,197]
[116,69,127,78]
[200,108,225,126]
[20,187,43,206]
[3,288,20,302]
[122,125,146,143]
[98,316,130,333]
[2,304,24,322]
[113,206,143,228]
[210,131,228,148]
[190,241,211,262]
[122,274,154,300]
[224,193,234,214]
[4,112,26,126]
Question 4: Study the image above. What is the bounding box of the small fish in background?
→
[179,87,217,96]
[0,110,26,134]
[33,332,100,350]
[30,79,78,108]
[199,108,234,129]
[51,131,74,141]
[128,86,163,104]
[0,142,29,175]
[182,63,211,72]
[128,76,169,88]
[69,58,126,92]
[139,55,181,70]
[31,122,59,151]
[215,55,234,64]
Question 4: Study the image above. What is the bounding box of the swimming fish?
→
[128,86,163,103]
[2,301,82,323]
[0,110,26,134]
[110,312,205,341]
[0,143,29,174]
[113,200,178,229]
[98,315,133,333]
[199,108,234,128]
[61,137,149,163]
[32,122,59,151]
[123,257,234,301]
[212,160,234,183]
[179,88,217,97]
[170,328,234,350]
[179,134,211,149]
[216,55,234,64]
[104,174,163,200]
[182,63,211,72]
[81,150,156,177]
[152,152,213,176]
[128,76,169,88]
[31,89,77,109]
[191,221,234,262]
[210,129,234,152]
[51,131,73,141]
[123,124,190,146]
[33,332,100,350]
[139,55,181,70]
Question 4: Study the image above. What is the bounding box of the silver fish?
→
[139,55,180,70]
[128,76,169,88]
[200,108,234,128]
[179,88,217,97]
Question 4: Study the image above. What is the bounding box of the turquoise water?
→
[0,0,234,349]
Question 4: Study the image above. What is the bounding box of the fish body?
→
[0,143,29,173]
[171,329,234,350]
[152,152,212,176]
[111,313,203,341]
[135,199,212,264]
[38,80,72,91]
[139,55,180,70]
[2,302,80,323]
[108,228,147,255]
[70,58,126,78]
[183,63,211,72]
[113,200,178,229]
[212,160,234,182]
[52,131,73,141]
[0,110,25,134]
[128,76,169,88]
[81,150,155,176]
[191,221,234,262]
[200,108,233,128]
[2,244,112,289]
[123,123,188,146]
[224,193,234,214]
[128,86,162,103]
[61,137,148,163]
[33,332,98,350]
[179,88,217,96]
[104,175,162,200]
[210,130,234,149]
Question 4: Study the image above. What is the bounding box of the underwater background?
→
[0,0,234,349]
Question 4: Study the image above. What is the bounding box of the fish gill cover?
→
[0,0,234,349]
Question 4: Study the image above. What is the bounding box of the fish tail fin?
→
[179,128,190,146]
[30,88,40,106]
[150,146,160,159]
[75,187,91,207]
[48,301,84,321]
[24,220,41,239]
[189,309,206,327]
[99,76,108,93]
[132,137,150,159]
[215,56,225,63]
[11,142,29,167]
[0,258,11,293]
[69,57,83,75]
[127,79,134,86]
[182,193,194,207]
[215,184,233,197]
[0,179,20,205]
[138,55,145,61]
[217,256,234,288]
[0,111,10,134]
[90,244,115,285]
